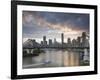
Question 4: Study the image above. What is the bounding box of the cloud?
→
[22,11,89,40]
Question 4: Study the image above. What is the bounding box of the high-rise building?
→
[82,32,86,43]
[82,32,87,47]
[41,41,43,45]
[67,38,71,44]
[61,33,64,45]
[54,38,57,44]
[77,37,81,43]
[67,38,71,47]
[43,36,46,41]
[49,39,52,46]
[72,39,76,47]
[77,37,81,47]
[43,36,47,47]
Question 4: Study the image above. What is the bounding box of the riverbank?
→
[23,48,45,57]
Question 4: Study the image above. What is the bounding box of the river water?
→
[23,49,88,69]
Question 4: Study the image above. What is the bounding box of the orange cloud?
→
[35,16,85,36]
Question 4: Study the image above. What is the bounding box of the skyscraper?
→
[41,41,43,45]
[67,38,71,47]
[82,32,87,47]
[67,38,71,44]
[82,32,86,43]
[77,37,81,43]
[72,39,76,47]
[49,39,52,46]
[54,38,57,44]
[61,33,64,45]
[43,36,47,47]
[77,37,81,47]
[43,36,46,41]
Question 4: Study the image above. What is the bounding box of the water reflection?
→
[23,49,89,69]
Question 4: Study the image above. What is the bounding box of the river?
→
[23,49,89,69]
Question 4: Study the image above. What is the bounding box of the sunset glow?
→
[22,11,89,43]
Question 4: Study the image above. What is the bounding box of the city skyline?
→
[23,32,89,48]
[23,32,89,44]
[23,11,89,43]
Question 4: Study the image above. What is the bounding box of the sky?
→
[22,11,89,43]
